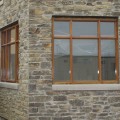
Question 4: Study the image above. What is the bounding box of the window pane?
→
[101,40,116,80]
[2,32,6,44]
[11,28,16,42]
[9,44,15,80]
[72,22,97,36]
[54,22,70,36]
[54,39,70,81]
[73,39,98,80]
[100,22,114,36]
[1,48,6,80]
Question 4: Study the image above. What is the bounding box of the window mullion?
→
[98,20,102,83]
[115,20,119,83]
[6,31,9,81]
[70,20,73,84]
[15,26,19,82]
[1,32,4,81]
[52,17,55,84]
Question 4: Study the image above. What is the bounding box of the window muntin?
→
[52,17,118,84]
[1,23,19,83]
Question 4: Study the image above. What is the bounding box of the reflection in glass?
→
[73,40,98,80]
[11,29,16,42]
[2,32,6,44]
[100,22,114,36]
[54,39,70,81]
[72,22,97,36]
[9,45,15,80]
[54,22,69,36]
[2,48,6,79]
[101,40,116,80]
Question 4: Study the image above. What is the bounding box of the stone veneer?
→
[0,0,29,120]
[28,0,120,120]
[0,0,120,120]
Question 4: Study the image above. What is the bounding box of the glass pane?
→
[54,39,70,81]
[73,39,98,80]
[11,28,16,42]
[101,40,116,80]
[2,48,6,80]
[72,22,97,36]
[54,21,70,36]
[9,44,15,80]
[2,32,6,44]
[100,22,114,37]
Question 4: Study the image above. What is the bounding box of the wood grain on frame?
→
[52,17,119,84]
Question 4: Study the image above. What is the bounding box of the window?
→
[52,17,119,84]
[1,22,19,83]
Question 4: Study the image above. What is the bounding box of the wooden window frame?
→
[52,17,119,84]
[1,22,19,83]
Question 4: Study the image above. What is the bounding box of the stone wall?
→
[29,0,120,120]
[0,0,120,120]
[0,0,29,120]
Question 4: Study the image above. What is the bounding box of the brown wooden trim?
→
[53,81,99,84]
[15,25,19,83]
[0,21,18,31]
[53,17,117,21]
[54,36,70,39]
[1,23,19,83]
[70,20,73,83]
[52,17,118,84]
[54,36,116,40]
[115,19,119,83]
[71,36,98,39]
[52,17,54,84]
[53,81,72,84]
[100,20,117,22]
[102,80,118,84]
[6,31,9,81]
[53,80,118,84]
[54,19,71,21]
[98,20,102,83]
[1,41,19,47]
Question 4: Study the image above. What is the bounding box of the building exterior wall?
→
[0,0,29,120]
[0,0,120,120]
[29,0,120,120]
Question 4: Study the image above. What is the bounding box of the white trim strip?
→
[52,84,120,91]
[0,82,19,90]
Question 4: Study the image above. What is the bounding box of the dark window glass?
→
[73,39,98,80]
[54,39,70,81]
[101,40,116,80]
[9,44,15,80]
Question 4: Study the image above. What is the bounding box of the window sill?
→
[0,82,19,90]
[52,84,120,91]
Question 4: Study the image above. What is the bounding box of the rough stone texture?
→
[28,0,120,120]
[0,0,29,120]
[0,0,120,120]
